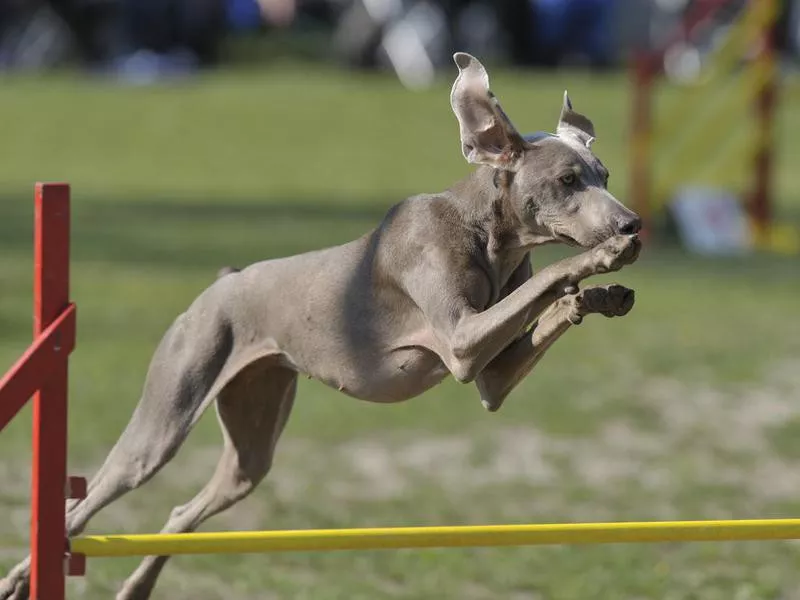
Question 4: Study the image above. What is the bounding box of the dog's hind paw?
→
[0,576,29,600]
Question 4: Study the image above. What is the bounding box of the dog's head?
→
[450,53,641,248]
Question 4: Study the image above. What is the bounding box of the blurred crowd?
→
[0,0,624,83]
[0,0,798,84]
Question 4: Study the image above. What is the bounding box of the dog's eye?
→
[559,173,575,186]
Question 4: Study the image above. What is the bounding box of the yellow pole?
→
[71,519,800,558]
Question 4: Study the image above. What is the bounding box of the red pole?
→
[0,305,76,432]
[751,4,778,235]
[630,54,653,239]
[30,183,71,600]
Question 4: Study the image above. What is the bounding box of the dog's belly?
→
[309,345,451,403]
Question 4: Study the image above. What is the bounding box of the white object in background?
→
[381,1,446,90]
[669,187,753,255]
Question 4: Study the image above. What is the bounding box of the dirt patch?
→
[160,568,279,600]
[265,359,800,513]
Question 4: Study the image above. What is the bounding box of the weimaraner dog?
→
[1,52,641,599]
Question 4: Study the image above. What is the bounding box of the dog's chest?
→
[369,347,450,402]
[482,251,528,309]
[304,329,449,403]
[395,345,450,379]
[332,333,450,403]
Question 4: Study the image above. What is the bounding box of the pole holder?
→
[65,476,87,577]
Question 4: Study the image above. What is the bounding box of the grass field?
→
[1,62,800,599]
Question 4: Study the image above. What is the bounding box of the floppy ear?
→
[450,53,525,171]
[557,91,596,148]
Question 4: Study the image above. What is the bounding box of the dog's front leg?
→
[475,284,635,412]
[438,234,640,383]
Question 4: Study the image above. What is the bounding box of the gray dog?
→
[1,52,641,600]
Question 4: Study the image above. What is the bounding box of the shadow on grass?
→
[0,314,30,344]
[1,191,799,281]
[0,193,390,271]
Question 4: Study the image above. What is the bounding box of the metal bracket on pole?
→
[65,476,87,576]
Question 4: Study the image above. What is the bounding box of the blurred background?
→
[2,0,800,598]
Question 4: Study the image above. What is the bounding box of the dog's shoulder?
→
[375,192,485,277]
[380,192,467,239]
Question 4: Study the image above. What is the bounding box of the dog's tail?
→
[216,266,240,279]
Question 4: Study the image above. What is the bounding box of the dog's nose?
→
[618,214,642,235]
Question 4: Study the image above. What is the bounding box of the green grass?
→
[1,63,800,599]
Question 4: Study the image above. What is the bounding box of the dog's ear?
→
[557,91,596,148]
[450,53,525,171]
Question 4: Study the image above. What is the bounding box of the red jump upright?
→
[0,183,80,600]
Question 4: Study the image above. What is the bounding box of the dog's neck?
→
[448,165,551,282]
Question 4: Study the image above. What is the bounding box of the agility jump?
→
[630,0,797,253]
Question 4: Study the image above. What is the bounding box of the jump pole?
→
[71,518,800,558]
[30,183,70,600]
[750,0,778,238]
[630,52,654,239]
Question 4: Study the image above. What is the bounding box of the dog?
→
[0,52,641,600]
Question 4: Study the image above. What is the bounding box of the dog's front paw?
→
[592,235,641,273]
[578,284,634,317]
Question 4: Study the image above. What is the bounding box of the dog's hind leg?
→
[116,361,297,600]
[0,306,232,600]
